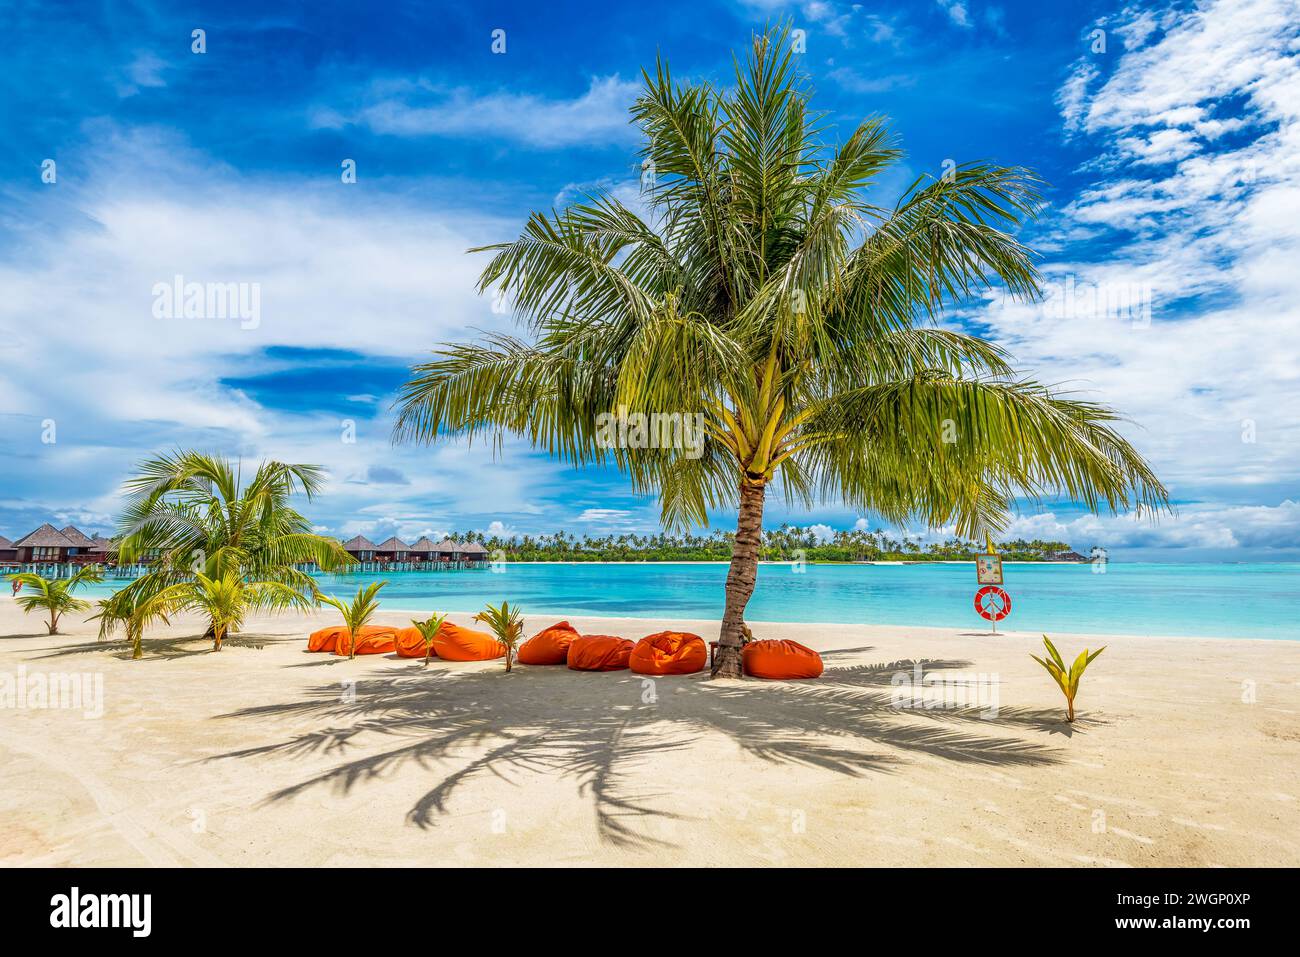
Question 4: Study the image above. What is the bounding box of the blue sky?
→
[1,0,1298,559]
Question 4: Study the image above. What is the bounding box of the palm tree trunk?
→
[47,612,59,635]
[213,625,224,652]
[712,480,765,678]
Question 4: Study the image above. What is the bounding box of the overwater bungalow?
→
[59,525,99,562]
[376,536,410,564]
[342,535,379,562]
[408,536,440,562]
[12,524,77,564]
[460,540,489,564]
[0,535,16,564]
[434,537,461,563]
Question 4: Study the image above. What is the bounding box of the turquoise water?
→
[91,562,1300,640]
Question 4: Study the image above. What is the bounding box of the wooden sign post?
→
[975,536,1006,634]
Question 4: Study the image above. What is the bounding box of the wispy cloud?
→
[936,0,973,28]
[313,75,641,148]
[118,51,169,97]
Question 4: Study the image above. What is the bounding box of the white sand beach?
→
[1,600,1297,867]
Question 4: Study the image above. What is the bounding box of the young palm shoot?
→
[411,612,448,666]
[1031,635,1105,722]
[320,581,388,660]
[89,586,171,660]
[6,565,104,635]
[473,601,524,672]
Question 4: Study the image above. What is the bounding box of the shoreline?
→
[57,593,1290,645]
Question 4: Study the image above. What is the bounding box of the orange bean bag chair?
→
[307,625,346,653]
[741,639,824,679]
[517,620,581,665]
[429,621,506,661]
[629,631,707,675]
[567,634,634,671]
[393,626,437,659]
[308,624,397,653]
[331,625,399,656]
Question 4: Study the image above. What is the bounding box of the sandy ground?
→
[1,599,1297,867]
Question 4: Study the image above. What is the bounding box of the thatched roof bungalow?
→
[13,524,77,563]
[459,540,489,563]
[60,526,96,550]
[376,536,410,561]
[59,525,105,562]
[433,538,461,561]
[342,535,379,561]
[408,536,440,561]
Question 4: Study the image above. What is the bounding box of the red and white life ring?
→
[974,585,1011,622]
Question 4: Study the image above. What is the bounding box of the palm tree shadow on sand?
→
[208,655,1064,851]
[34,632,288,661]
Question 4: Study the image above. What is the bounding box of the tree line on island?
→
[444,528,1087,563]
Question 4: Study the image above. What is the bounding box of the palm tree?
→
[473,601,524,672]
[113,450,353,621]
[320,582,387,660]
[88,585,172,659]
[151,571,312,652]
[393,27,1168,677]
[6,566,103,635]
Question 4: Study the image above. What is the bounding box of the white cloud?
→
[118,51,168,97]
[847,499,1300,555]
[936,0,972,28]
[827,67,915,94]
[998,500,1300,552]
[806,523,835,543]
[576,508,633,523]
[1073,0,1298,142]
[1058,60,1100,133]
[314,75,641,149]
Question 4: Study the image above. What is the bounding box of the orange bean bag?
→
[307,625,346,653]
[393,626,437,659]
[567,634,634,671]
[332,625,399,656]
[629,631,707,675]
[309,624,395,655]
[741,639,824,679]
[430,621,507,661]
[517,620,581,665]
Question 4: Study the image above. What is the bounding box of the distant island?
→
[440,528,1092,564]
